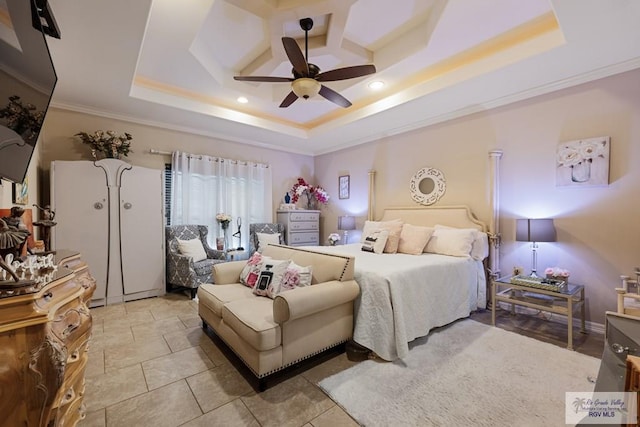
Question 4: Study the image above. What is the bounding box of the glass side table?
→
[491,276,587,350]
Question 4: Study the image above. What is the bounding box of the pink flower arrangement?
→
[290,177,330,206]
[545,267,570,278]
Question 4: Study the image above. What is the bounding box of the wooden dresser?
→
[276,210,320,246]
[0,250,96,426]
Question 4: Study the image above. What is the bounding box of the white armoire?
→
[51,159,165,306]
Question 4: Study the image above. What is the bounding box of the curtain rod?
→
[149,149,172,155]
[150,148,269,168]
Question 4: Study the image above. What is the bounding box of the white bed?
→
[311,206,489,361]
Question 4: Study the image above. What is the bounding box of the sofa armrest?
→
[273,280,360,323]
[212,260,245,284]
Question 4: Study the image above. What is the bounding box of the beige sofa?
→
[198,244,359,385]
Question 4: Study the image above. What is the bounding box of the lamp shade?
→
[516,219,556,242]
[338,215,356,231]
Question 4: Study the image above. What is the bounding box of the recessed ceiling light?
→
[237,96,248,104]
[368,81,385,90]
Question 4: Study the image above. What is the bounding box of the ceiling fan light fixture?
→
[368,80,385,90]
[292,78,320,99]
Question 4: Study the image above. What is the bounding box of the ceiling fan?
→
[233,17,376,108]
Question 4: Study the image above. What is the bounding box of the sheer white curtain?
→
[170,151,273,248]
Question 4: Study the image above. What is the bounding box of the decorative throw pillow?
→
[256,232,281,252]
[176,238,207,263]
[433,224,489,260]
[398,224,434,255]
[240,252,271,288]
[285,261,313,287]
[425,227,475,257]
[361,229,389,254]
[266,261,313,298]
[252,259,291,297]
[360,219,403,253]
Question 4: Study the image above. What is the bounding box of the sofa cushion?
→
[198,283,254,317]
[222,298,281,351]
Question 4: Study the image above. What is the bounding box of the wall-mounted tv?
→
[0,0,57,183]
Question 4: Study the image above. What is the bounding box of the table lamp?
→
[338,215,356,244]
[516,218,556,277]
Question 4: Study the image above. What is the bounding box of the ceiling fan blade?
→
[233,76,293,83]
[279,91,298,108]
[319,85,352,108]
[282,37,309,77]
[316,64,376,82]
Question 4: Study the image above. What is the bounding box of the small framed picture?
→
[339,175,350,199]
[12,177,28,205]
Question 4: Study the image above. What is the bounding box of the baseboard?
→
[495,301,605,335]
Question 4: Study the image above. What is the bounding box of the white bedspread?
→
[308,244,486,361]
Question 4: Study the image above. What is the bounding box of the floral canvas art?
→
[556,136,610,187]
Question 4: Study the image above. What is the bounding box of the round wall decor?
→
[409,167,446,205]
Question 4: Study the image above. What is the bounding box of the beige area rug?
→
[319,320,600,427]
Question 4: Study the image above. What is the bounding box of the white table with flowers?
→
[491,275,587,350]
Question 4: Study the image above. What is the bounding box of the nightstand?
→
[491,276,587,350]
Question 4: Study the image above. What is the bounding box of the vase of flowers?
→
[216,213,232,249]
[544,267,570,282]
[328,233,341,246]
[290,177,330,210]
[75,130,133,160]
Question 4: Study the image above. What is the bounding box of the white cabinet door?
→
[119,165,165,297]
[51,161,110,302]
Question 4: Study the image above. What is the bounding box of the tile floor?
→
[80,292,360,427]
[80,292,605,427]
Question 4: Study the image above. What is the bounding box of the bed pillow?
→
[361,219,403,253]
[361,229,389,254]
[398,224,434,255]
[252,259,291,297]
[176,238,207,262]
[434,224,489,260]
[425,227,475,257]
[240,252,271,288]
[256,232,281,252]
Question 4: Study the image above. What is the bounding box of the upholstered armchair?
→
[165,225,226,298]
[249,223,285,255]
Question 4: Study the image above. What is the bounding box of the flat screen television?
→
[0,0,57,183]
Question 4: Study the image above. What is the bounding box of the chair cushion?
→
[177,238,207,262]
[256,232,281,252]
[198,283,254,317]
[222,298,281,351]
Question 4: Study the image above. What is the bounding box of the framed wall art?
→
[556,136,610,187]
[12,177,28,205]
[339,175,350,199]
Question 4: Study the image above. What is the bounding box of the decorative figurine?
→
[232,217,244,251]
[0,217,30,260]
[32,204,57,253]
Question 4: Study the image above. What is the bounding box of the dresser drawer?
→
[289,211,320,222]
[50,299,92,348]
[289,221,318,231]
[289,232,319,246]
